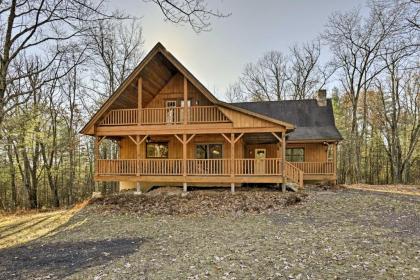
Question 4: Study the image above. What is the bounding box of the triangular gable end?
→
[81,42,294,135]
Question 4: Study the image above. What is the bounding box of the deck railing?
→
[234,159,282,175]
[189,106,230,123]
[142,107,182,125]
[97,158,286,176]
[284,161,304,188]
[100,109,138,126]
[290,161,334,174]
[187,159,230,175]
[99,106,229,126]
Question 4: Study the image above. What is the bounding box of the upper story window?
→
[146,142,169,158]
[286,148,304,162]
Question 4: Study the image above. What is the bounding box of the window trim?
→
[285,147,305,162]
[146,142,169,159]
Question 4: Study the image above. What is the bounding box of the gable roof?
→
[231,99,343,141]
[81,43,294,134]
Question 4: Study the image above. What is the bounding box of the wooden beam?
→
[282,132,286,183]
[138,77,142,125]
[138,135,149,145]
[271,132,282,142]
[186,134,195,144]
[136,135,140,176]
[96,125,285,136]
[221,133,232,143]
[234,133,244,144]
[128,135,137,145]
[174,134,183,144]
[182,134,187,177]
[230,133,235,180]
[98,136,107,144]
[183,76,188,125]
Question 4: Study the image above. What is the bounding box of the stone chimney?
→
[316,89,327,107]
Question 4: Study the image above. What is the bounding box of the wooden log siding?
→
[291,162,334,174]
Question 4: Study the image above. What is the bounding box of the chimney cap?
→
[316,89,327,106]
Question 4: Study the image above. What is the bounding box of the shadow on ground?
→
[0,237,145,280]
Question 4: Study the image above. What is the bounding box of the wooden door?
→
[255,148,266,174]
[165,100,177,123]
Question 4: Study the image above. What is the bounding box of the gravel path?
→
[1,188,419,279]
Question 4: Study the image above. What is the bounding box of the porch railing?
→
[234,159,282,175]
[100,109,138,126]
[187,159,230,175]
[290,161,334,174]
[189,106,230,123]
[285,161,304,188]
[99,106,230,126]
[97,158,286,176]
[142,107,182,125]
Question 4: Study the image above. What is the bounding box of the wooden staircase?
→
[284,161,304,188]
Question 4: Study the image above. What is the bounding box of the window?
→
[286,148,304,162]
[195,144,223,159]
[146,143,168,158]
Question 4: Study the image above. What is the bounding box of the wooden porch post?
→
[282,132,286,190]
[136,135,141,192]
[230,133,235,193]
[183,76,188,125]
[183,133,187,192]
[333,142,337,184]
[138,77,142,125]
[94,136,100,175]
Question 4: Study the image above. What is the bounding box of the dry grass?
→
[0,200,88,249]
[343,184,420,196]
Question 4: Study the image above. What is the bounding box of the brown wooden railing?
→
[100,109,137,125]
[97,159,284,176]
[187,159,230,175]
[284,161,304,188]
[234,159,282,175]
[142,107,182,125]
[291,162,334,174]
[139,159,182,175]
[97,159,137,175]
[189,106,230,123]
[99,106,230,126]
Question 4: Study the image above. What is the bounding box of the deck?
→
[94,159,336,186]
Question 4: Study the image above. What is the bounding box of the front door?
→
[165,100,177,124]
[255,148,266,174]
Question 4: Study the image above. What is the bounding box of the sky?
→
[110,0,367,100]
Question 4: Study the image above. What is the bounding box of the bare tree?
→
[240,51,289,101]
[287,40,331,99]
[145,0,230,32]
[0,0,117,131]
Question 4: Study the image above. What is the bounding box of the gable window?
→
[146,142,169,158]
[195,144,223,159]
[286,148,304,162]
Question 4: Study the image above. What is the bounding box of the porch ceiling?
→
[243,133,279,144]
[109,52,178,110]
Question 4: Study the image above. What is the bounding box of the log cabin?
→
[81,43,342,192]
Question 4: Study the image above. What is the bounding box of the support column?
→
[183,76,188,125]
[94,136,100,176]
[183,134,187,192]
[136,135,141,193]
[282,132,286,184]
[333,142,337,184]
[230,133,235,193]
[138,77,142,125]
